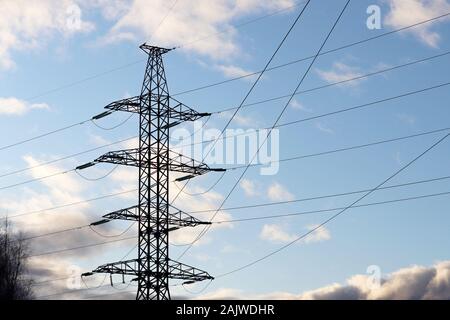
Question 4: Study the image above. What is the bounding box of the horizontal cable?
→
[214,190,450,223]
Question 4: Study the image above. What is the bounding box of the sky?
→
[1,0,450,300]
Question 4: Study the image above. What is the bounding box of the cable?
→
[11,173,450,244]
[174,52,450,149]
[26,1,308,106]
[216,133,450,278]
[88,222,136,239]
[172,171,226,196]
[227,126,450,171]
[26,235,136,259]
[213,190,450,224]
[75,164,120,181]
[90,114,135,130]
[176,1,308,51]
[1,188,137,221]
[1,72,447,195]
[177,0,352,260]
[5,125,450,222]
[213,50,450,114]
[4,49,446,184]
[15,171,450,247]
[182,280,213,295]
[0,121,90,153]
[173,12,450,97]
[171,0,313,205]
[0,136,137,180]
[187,174,450,214]
[0,169,75,193]
[28,185,450,290]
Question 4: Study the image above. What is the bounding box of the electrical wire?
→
[1,48,447,179]
[0,188,137,221]
[15,172,450,246]
[173,12,450,97]
[170,0,313,205]
[4,125,450,223]
[75,164,120,181]
[90,113,135,130]
[2,12,448,158]
[88,222,136,239]
[177,0,352,260]
[213,190,450,224]
[0,136,137,180]
[26,235,136,259]
[215,133,450,278]
[172,171,226,196]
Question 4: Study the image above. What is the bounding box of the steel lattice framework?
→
[80,44,224,300]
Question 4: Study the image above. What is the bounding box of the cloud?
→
[0,97,50,116]
[260,224,331,244]
[99,0,295,60]
[197,261,450,300]
[315,122,334,135]
[214,64,255,80]
[289,98,312,112]
[0,0,94,69]
[240,179,259,197]
[384,0,450,48]
[316,62,364,87]
[303,224,331,244]
[267,182,294,201]
[260,224,296,243]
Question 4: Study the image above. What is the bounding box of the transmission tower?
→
[79,44,224,300]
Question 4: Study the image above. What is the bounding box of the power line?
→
[26,235,136,259]
[172,53,450,149]
[188,174,450,214]
[0,136,137,180]
[4,124,450,222]
[213,50,450,114]
[173,12,450,97]
[3,49,447,184]
[1,11,447,159]
[216,133,450,278]
[177,0,352,260]
[214,189,450,223]
[24,1,308,105]
[16,174,450,244]
[1,188,137,221]
[170,0,313,206]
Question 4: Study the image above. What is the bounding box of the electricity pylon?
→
[79,44,224,300]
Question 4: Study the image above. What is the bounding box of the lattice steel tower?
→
[80,44,224,300]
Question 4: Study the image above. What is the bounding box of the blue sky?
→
[1,0,450,299]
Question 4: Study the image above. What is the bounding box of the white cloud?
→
[384,0,450,48]
[289,98,312,112]
[260,224,296,243]
[214,64,256,81]
[260,223,331,244]
[303,224,331,244]
[196,261,450,300]
[0,97,50,116]
[267,182,294,201]
[100,0,295,60]
[240,179,259,197]
[315,122,335,135]
[0,0,94,69]
[316,62,364,87]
